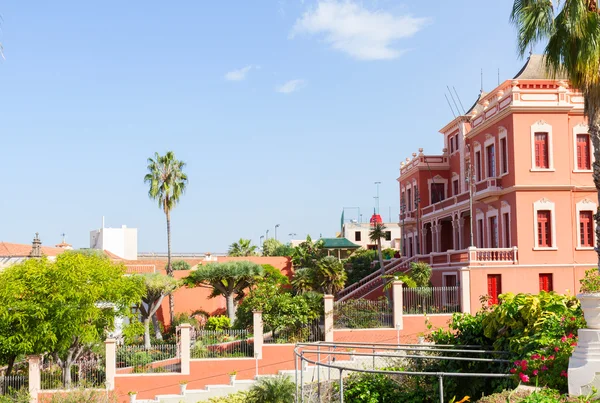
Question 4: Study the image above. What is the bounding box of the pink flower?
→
[541,356,546,361]
[561,370,568,377]
[548,355,555,360]
[531,354,540,360]
[571,317,576,321]
[521,361,528,371]
[519,373,530,383]
[514,360,521,366]
[554,347,560,352]
[561,336,567,342]
[510,368,516,374]
[571,342,578,347]
[541,365,548,371]
[533,370,539,376]
[568,333,574,338]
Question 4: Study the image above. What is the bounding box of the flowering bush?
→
[510,330,578,392]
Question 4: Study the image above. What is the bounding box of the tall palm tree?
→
[144,151,188,323]
[228,238,258,257]
[510,0,600,267]
[369,222,391,300]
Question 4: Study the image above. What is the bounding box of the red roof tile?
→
[0,242,65,257]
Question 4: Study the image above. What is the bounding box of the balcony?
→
[416,247,518,267]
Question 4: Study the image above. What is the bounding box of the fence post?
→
[459,269,471,314]
[512,246,518,263]
[28,355,41,403]
[392,280,404,331]
[253,311,263,359]
[179,323,191,375]
[324,294,334,342]
[467,246,477,263]
[104,338,116,391]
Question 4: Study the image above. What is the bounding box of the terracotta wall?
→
[155,257,293,327]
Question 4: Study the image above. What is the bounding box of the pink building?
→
[397,55,595,312]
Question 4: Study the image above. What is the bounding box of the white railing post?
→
[467,246,477,263]
[28,355,41,403]
[512,246,518,263]
[324,295,335,342]
[105,338,116,391]
[392,281,404,331]
[253,311,263,359]
[460,270,471,314]
[178,323,191,375]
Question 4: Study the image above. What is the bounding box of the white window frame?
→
[473,142,483,183]
[573,123,592,173]
[484,135,497,179]
[500,201,512,248]
[576,199,597,250]
[533,198,557,250]
[428,176,448,205]
[530,120,555,171]
[498,127,509,176]
[485,207,499,248]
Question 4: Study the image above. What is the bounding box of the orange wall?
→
[156,257,293,327]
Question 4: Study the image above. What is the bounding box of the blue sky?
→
[0,1,536,253]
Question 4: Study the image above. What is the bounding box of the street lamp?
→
[260,235,265,248]
[400,202,406,257]
[266,229,269,240]
[415,186,421,255]
[275,224,280,241]
[288,232,297,240]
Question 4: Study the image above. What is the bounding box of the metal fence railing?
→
[264,318,324,344]
[333,299,393,329]
[0,376,28,395]
[40,359,105,390]
[116,344,178,373]
[403,286,461,314]
[190,329,253,359]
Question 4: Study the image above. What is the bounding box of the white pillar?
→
[253,311,263,359]
[178,323,191,375]
[460,269,471,314]
[569,329,600,396]
[324,295,334,342]
[392,281,404,330]
[104,339,116,391]
[28,355,41,403]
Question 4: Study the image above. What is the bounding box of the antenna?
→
[447,85,461,116]
[374,181,381,215]
[453,87,466,114]
[480,68,483,92]
[445,93,457,118]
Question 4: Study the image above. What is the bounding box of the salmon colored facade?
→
[397,55,596,312]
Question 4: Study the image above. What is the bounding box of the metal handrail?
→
[293,341,511,403]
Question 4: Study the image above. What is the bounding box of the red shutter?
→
[487,275,501,305]
[577,134,591,170]
[501,138,508,174]
[580,211,593,247]
[537,210,551,247]
[539,274,553,292]
[535,133,548,168]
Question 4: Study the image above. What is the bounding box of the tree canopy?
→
[0,252,144,381]
[228,238,258,257]
[184,261,264,322]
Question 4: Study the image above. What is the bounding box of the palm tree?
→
[510,0,600,267]
[315,256,347,295]
[144,151,188,323]
[369,222,390,300]
[228,238,258,257]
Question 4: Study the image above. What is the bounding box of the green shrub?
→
[340,372,404,402]
[580,268,600,293]
[205,315,231,331]
[198,391,249,402]
[247,376,295,403]
[170,260,191,271]
[0,388,29,403]
[38,389,118,403]
[122,319,145,345]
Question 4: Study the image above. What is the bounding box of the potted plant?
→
[179,380,188,394]
[578,269,600,329]
[229,370,237,384]
[128,391,137,403]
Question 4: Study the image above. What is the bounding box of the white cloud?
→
[224,65,254,81]
[290,1,429,61]
[276,79,307,94]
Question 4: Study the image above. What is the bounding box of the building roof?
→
[320,238,361,249]
[513,54,567,80]
[0,242,65,258]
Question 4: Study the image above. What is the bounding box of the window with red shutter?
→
[537,210,552,247]
[577,134,591,170]
[500,137,508,174]
[580,211,593,247]
[539,273,553,292]
[475,151,482,181]
[487,144,496,178]
[487,274,501,305]
[534,133,549,169]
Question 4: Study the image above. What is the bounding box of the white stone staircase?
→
[137,352,404,403]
